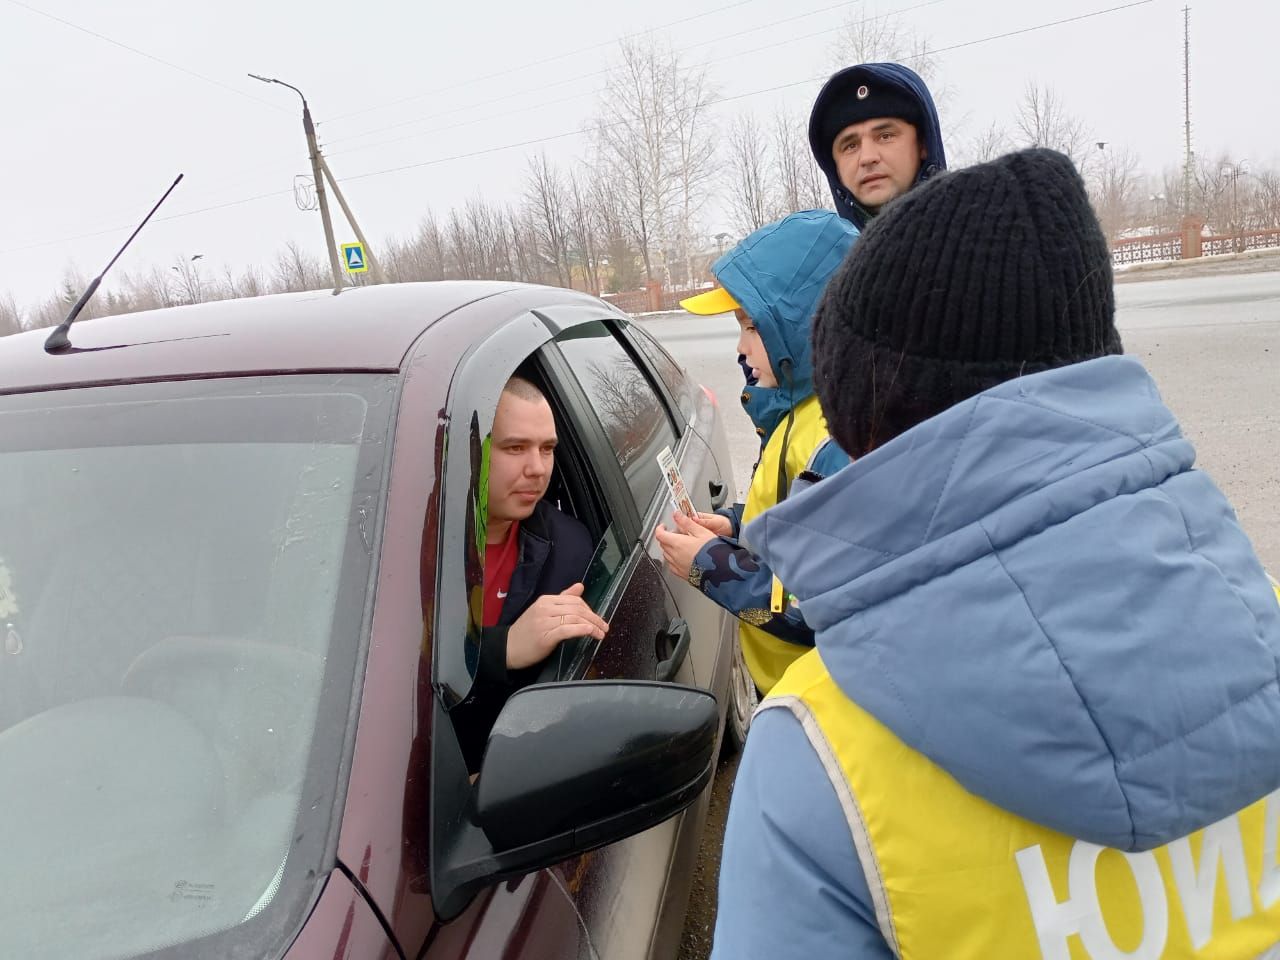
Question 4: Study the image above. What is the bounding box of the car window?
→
[627,323,697,427]
[554,321,677,514]
[446,362,633,770]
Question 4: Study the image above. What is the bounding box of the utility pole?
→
[250,74,385,292]
[318,156,385,284]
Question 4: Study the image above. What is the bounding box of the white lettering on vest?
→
[1260,790,1280,909]
[1168,814,1254,947]
[1016,842,1167,960]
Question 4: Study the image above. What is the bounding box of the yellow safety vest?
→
[765,624,1280,960]
[739,394,832,694]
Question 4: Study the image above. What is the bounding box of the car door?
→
[534,309,728,960]
[619,318,738,705]
[423,301,692,960]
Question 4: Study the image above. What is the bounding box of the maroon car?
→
[0,282,754,960]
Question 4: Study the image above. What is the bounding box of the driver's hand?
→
[507,583,609,670]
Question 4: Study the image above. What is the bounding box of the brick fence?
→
[601,281,709,315]
[1112,220,1280,266]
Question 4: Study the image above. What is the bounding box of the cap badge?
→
[856,84,870,100]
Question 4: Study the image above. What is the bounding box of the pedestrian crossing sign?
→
[342,242,368,273]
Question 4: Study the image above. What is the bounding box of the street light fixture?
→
[1219,159,1249,252]
[1148,193,1167,233]
[248,74,345,291]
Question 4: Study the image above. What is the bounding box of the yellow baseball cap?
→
[679,286,740,315]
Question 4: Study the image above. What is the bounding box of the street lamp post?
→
[1220,159,1249,253]
[249,75,345,292]
[1149,193,1167,233]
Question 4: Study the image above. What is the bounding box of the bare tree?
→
[0,292,23,337]
[25,267,104,330]
[524,152,573,287]
[589,172,644,293]
[960,122,1011,166]
[446,207,478,279]
[593,36,714,286]
[666,55,718,288]
[169,254,209,305]
[1192,153,1236,235]
[390,212,450,281]
[773,110,828,213]
[724,113,777,234]
[506,204,543,284]
[594,38,673,284]
[235,265,266,299]
[1014,83,1093,175]
[1255,168,1280,230]
[828,7,947,125]
[567,168,605,294]
[272,241,328,293]
[1090,147,1142,243]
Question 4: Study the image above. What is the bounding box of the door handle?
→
[708,479,728,510]
[655,618,691,682]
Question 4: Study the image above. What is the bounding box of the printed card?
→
[657,445,697,520]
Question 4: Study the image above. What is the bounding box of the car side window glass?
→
[627,323,697,426]
[554,321,677,514]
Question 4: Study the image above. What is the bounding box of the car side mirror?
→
[431,681,718,920]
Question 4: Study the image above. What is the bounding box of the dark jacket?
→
[807,62,947,229]
[454,499,593,770]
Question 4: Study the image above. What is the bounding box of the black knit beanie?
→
[813,148,1122,458]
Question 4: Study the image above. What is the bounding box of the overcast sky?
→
[2,0,1276,311]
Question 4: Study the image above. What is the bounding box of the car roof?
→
[0,281,568,394]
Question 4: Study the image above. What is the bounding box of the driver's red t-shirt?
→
[483,523,521,627]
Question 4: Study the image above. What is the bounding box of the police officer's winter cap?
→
[813,148,1123,458]
[812,65,925,153]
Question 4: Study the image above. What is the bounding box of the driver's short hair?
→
[502,375,546,405]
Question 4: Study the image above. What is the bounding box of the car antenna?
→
[44,173,185,354]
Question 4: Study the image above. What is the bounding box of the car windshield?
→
[0,374,396,960]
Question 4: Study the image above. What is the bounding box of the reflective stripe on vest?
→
[739,394,831,693]
[764,648,1280,960]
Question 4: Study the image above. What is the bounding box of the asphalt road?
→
[641,268,1280,960]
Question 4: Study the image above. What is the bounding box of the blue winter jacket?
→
[691,211,856,647]
[713,356,1280,959]
[808,62,947,229]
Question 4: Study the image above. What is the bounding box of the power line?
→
[2,0,291,113]
[324,0,891,148]
[325,0,767,123]
[53,0,933,223]
[323,0,941,160]
[2,0,1158,257]
[322,1,1160,185]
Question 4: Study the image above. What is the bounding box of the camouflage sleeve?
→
[688,538,815,647]
[715,503,746,539]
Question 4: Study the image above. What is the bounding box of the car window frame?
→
[432,310,559,706]
[427,302,661,922]
[432,307,660,703]
[535,311,684,521]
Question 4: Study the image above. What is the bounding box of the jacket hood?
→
[714,210,858,437]
[747,356,1280,851]
[808,63,947,229]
